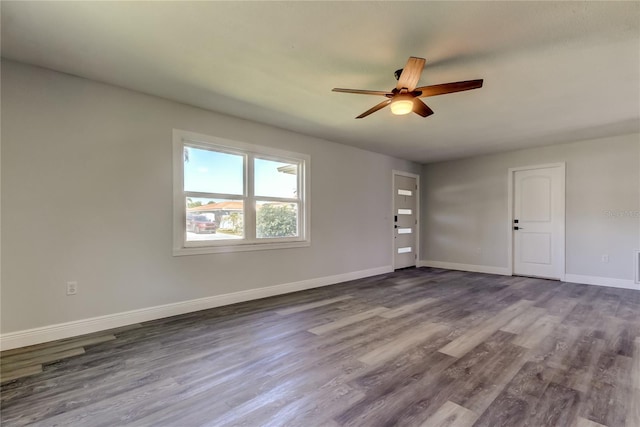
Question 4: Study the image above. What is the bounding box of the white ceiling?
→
[2,2,639,163]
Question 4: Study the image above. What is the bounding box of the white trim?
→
[507,162,566,280]
[418,260,511,276]
[418,261,639,291]
[564,274,638,291]
[173,240,311,256]
[392,170,420,270]
[635,250,640,284]
[0,266,392,351]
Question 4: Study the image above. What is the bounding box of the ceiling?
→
[2,2,639,163]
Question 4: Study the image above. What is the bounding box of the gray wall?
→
[1,61,420,333]
[421,133,640,281]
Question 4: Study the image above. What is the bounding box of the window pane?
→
[184,146,244,195]
[254,158,298,199]
[256,201,298,239]
[186,197,244,241]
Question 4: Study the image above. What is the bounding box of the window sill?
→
[173,240,311,256]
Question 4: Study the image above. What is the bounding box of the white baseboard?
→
[419,261,639,291]
[418,260,511,276]
[564,274,638,290]
[0,266,392,351]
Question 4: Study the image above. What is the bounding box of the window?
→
[173,129,310,255]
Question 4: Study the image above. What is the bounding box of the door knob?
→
[513,226,524,230]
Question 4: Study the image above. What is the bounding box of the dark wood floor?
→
[1,268,639,426]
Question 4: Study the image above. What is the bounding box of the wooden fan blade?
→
[413,99,434,117]
[332,88,393,97]
[356,99,392,119]
[416,79,483,97]
[396,57,426,91]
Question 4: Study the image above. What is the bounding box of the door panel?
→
[513,167,563,279]
[521,176,551,221]
[520,233,551,264]
[394,175,417,269]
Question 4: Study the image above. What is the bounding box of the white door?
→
[394,173,418,269]
[513,165,564,279]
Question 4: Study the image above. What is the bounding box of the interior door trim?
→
[507,163,566,280]
[392,170,420,270]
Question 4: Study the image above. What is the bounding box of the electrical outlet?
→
[601,254,609,263]
[66,281,78,295]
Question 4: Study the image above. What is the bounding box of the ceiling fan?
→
[332,56,483,119]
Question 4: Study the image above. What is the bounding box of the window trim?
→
[173,129,310,256]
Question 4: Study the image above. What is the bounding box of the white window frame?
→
[173,129,310,256]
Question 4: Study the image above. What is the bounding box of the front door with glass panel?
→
[394,174,417,269]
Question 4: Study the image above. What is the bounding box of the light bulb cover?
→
[390,96,414,115]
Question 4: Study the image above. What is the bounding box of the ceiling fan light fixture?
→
[390,98,414,115]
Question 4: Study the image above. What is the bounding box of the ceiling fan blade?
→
[413,99,434,117]
[332,88,393,97]
[396,57,426,91]
[356,99,392,119]
[416,79,484,97]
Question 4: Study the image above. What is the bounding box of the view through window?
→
[174,130,309,254]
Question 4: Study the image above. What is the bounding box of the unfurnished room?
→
[0,2,639,426]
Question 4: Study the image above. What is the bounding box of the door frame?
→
[507,162,566,280]
[392,170,420,270]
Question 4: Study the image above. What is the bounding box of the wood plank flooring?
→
[1,268,639,426]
